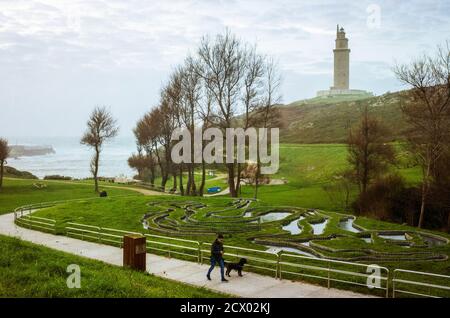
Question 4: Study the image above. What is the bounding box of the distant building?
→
[114,175,133,184]
[317,25,373,98]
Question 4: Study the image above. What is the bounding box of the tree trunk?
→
[161,174,168,189]
[236,162,242,198]
[254,161,260,199]
[153,143,165,187]
[418,163,431,228]
[191,167,197,196]
[199,160,206,197]
[179,165,184,196]
[418,184,427,228]
[186,165,192,195]
[0,160,4,189]
[227,163,237,197]
[173,171,177,192]
[149,165,155,185]
[93,146,100,193]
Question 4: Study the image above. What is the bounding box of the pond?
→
[258,212,292,223]
[282,216,305,235]
[310,219,328,235]
[378,234,406,241]
[264,245,317,258]
[421,234,447,247]
[338,218,361,233]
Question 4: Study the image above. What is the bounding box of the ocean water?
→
[7,136,137,179]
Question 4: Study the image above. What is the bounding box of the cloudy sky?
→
[1,0,449,138]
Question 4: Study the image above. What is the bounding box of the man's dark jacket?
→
[211,239,224,261]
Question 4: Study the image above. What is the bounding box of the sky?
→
[0,0,449,138]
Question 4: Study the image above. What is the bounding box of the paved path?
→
[0,212,371,298]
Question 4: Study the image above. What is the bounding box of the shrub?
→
[44,175,72,181]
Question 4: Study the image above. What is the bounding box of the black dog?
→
[225,258,247,277]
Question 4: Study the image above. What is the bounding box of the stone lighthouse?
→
[316,25,372,98]
[332,25,350,90]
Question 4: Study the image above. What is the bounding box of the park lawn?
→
[32,195,450,297]
[0,178,140,214]
[240,143,422,211]
[277,143,422,184]
[0,234,227,298]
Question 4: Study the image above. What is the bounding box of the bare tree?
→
[131,31,281,198]
[252,57,282,199]
[158,82,181,190]
[176,60,203,195]
[394,42,450,228]
[197,31,247,197]
[81,107,119,193]
[347,106,395,197]
[134,111,159,184]
[0,138,10,189]
[236,48,265,196]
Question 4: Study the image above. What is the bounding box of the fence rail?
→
[13,205,450,298]
[279,253,390,297]
[393,269,450,298]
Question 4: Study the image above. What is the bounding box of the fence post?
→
[385,269,389,298]
[392,277,396,298]
[327,260,331,289]
[197,242,201,264]
[277,252,281,280]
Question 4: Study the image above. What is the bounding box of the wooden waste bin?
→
[123,234,146,271]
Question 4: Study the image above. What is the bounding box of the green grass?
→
[0,178,140,214]
[244,143,421,211]
[0,234,227,297]
[31,195,450,297]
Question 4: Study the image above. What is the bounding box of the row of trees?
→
[129,31,280,197]
[341,43,450,229]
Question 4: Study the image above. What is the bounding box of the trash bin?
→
[123,234,146,271]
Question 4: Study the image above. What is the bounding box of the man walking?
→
[206,234,228,282]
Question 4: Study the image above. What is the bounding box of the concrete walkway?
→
[0,212,371,298]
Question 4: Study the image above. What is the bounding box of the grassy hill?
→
[0,234,225,297]
[279,90,410,144]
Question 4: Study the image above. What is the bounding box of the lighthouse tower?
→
[332,25,350,90]
[316,25,372,98]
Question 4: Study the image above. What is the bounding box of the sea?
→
[6,136,137,179]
